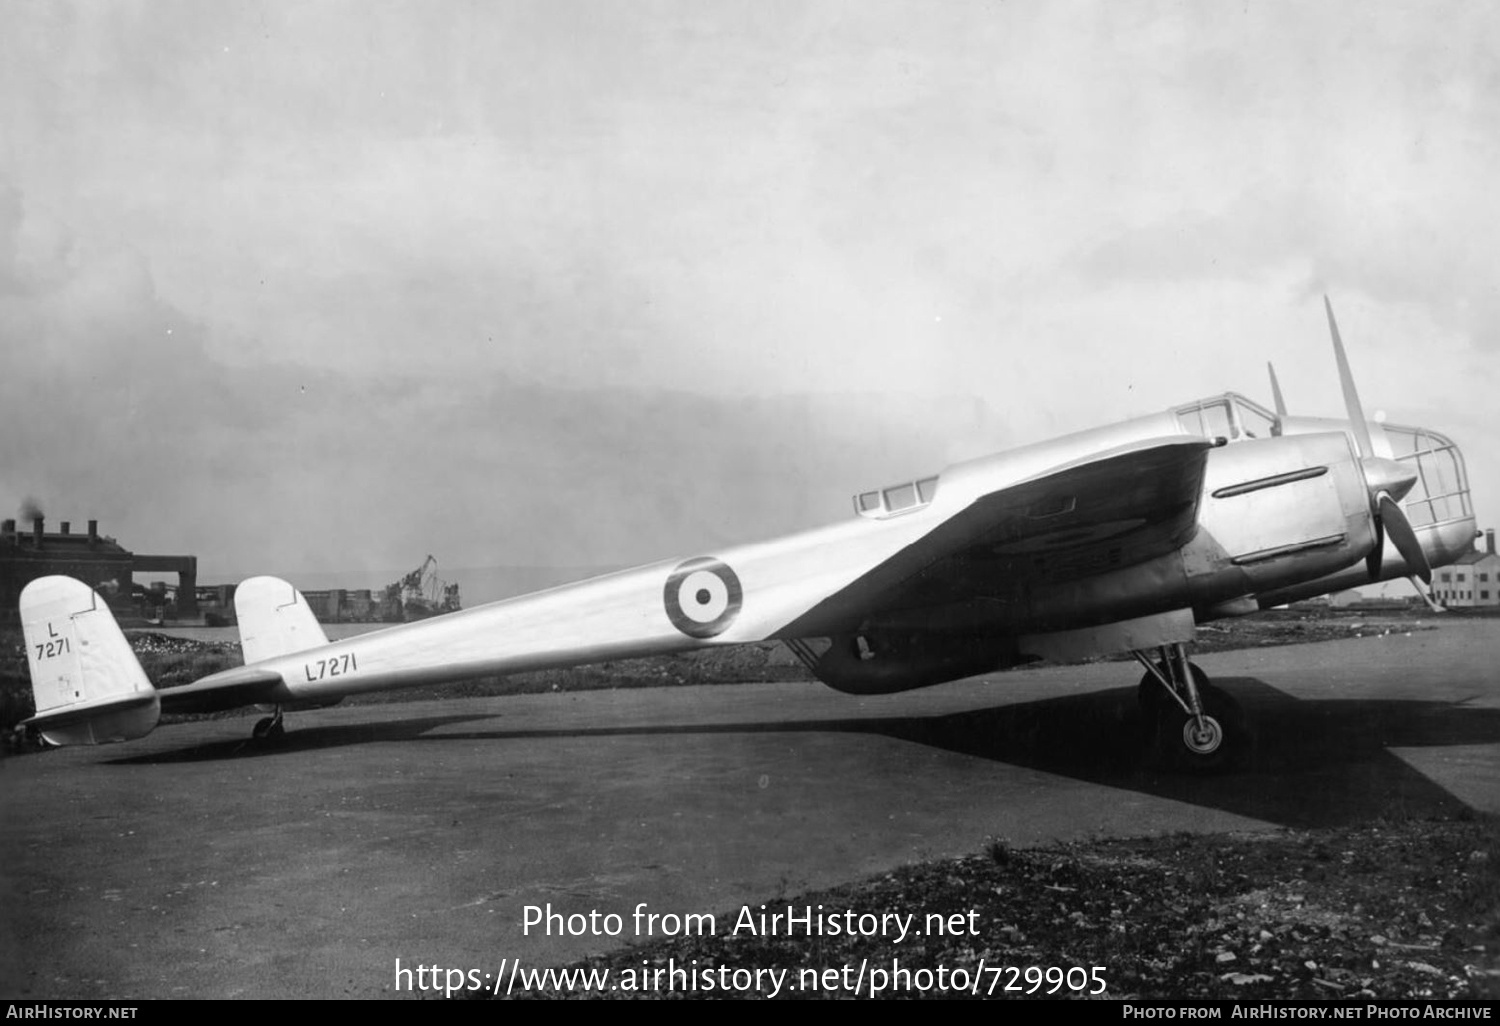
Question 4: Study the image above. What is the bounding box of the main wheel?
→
[252,716,285,741]
[1147,682,1245,773]
[1180,710,1225,757]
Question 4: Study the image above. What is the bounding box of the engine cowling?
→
[1020,431,1382,629]
[1182,431,1379,604]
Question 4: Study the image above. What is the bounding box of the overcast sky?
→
[1,1,1496,599]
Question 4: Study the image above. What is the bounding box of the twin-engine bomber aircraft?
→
[19,300,1478,768]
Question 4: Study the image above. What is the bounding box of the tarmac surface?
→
[2,619,1497,998]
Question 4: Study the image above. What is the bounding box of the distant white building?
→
[1435,529,1500,607]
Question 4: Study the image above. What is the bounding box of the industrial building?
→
[0,516,198,621]
[1433,529,1500,608]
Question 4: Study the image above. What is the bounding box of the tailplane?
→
[20,576,160,745]
[234,576,330,663]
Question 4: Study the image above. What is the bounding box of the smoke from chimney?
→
[19,497,43,522]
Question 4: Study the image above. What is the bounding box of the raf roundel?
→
[663,557,743,638]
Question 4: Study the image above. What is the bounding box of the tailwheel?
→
[252,707,285,741]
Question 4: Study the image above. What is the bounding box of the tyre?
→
[1146,681,1247,773]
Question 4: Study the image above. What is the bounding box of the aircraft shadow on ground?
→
[102,712,497,765]
[106,678,1500,830]
[862,678,1500,829]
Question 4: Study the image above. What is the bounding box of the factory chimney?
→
[1,519,13,537]
[32,517,44,548]
[1488,529,1495,556]
[60,520,70,535]
[88,519,98,546]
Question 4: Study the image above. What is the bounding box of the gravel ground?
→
[490,816,1500,1000]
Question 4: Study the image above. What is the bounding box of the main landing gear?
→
[252,706,285,741]
[1132,643,1246,772]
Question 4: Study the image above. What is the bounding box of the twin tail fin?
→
[20,576,159,745]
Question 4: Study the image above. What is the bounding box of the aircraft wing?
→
[774,436,1213,637]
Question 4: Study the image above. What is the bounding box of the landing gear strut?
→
[252,706,285,741]
[1132,644,1244,771]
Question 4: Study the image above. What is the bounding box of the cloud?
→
[1072,183,1500,352]
[0,181,1007,581]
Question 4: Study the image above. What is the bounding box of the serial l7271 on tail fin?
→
[19,300,1478,769]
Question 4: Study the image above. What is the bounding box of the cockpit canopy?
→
[1176,393,1471,529]
[1172,393,1278,442]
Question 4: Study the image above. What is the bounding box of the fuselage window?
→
[854,476,940,518]
[884,483,919,512]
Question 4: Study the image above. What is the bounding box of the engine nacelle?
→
[797,631,1025,695]
[1183,431,1377,605]
[1021,431,1378,629]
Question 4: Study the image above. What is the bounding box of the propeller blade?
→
[1266,362,1286,436]
[1267,361,1287,418]
[1324,297,1426,584]
[1325,295,1376,460]
[1409,576,1447,613]
[1379,492,1432,584]
[1366,516,1385,581]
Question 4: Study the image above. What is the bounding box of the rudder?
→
[234,576,330,664]
[20,576,160,745]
